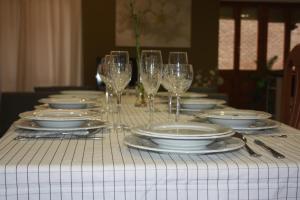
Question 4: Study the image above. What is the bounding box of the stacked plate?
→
[38,98,96,109]
[16,109,106,137]
[19,109,100,128]
[49,94,101,101]
[195,109,279,132]
[181,99,226,110]
[124,122,245,154]
[157,92,208,99]
[61,90,103,96]
[171,98,226,115]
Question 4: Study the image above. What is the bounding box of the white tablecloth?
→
[0,97,300,200]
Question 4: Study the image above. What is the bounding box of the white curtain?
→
[0,0,82,91]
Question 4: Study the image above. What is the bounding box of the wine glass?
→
[168,52,188,65]
[109,51,132,128]
[165,64,193,121]
[140,50,163,125]
[97,55,113,112]
[165,52,189,119]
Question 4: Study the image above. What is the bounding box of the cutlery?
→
[14,128,108,140]
[254,139,285,159]
[14,135,104,140]
[270,134,287,138]
[234,133,261,157]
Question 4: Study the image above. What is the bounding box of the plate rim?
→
[38,98,94,105]
[124,135,245,154]
[15,119,107,131]
[181,99,226,105]
[19,109,96,121]
[158,92,208,98]
[196,109,272,120]
[49,94,101,100]
[61,90,103,95]
[233,119,280,130]
[132,122,234,139]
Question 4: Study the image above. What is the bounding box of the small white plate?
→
[124,135,245,154]
[61,90,103,95]
[150,138,215,148]
[171,105,230,114]
[234,119,280,131]
[34,103,102,110]
[131,122,233,139]
[19,109,96,128]
[196,109,272,128]
[148,129,234,148]
[158,92,207,98]
[49,94,100,100]
[39,98,94,109]
[181,99,226,110]
[15,119,107,131]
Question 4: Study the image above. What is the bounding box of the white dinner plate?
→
[124,135,245,154]
[234,119,280,131]
[131,122,233,139]
[39,98,95,109]
[34,103,102,110]
[180,99,226,110]
[49,94,101,100]
[196,109,272,128]
[149,130,234,148]
[15,119,107,131]
[157,92,207,98]
[171,105,231,114]
[19,109,96,128]
[61,90,103,95]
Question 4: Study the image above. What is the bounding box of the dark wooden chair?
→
[281,44,300,129]
[0,92,53,136]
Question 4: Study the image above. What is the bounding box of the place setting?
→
[35,97,103,111]
[14,109,108,140]
[194,109,280,133]
[171,98,228,115]
[122,51,246,154]
[124,122,245,154]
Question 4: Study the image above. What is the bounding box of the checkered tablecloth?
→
[0,97,300,200]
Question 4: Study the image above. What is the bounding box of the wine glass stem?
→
[106,87,113,121]
[116,92,122,128]
[175,95,180,122]
[105,87,112,109]
[168,95,172,120]
[148,94,154,126]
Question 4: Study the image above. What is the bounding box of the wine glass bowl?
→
[164,64,193,121]
[168,52,189,65]
[109,51,132,128]
[98,55,113,90]
[140,50,163,125]
[110,63,132,93]
[166,64,193,95]
[140,50,163,95]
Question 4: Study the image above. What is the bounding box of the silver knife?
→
[254,139,285,159]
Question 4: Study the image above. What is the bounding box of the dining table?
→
[0,96,300,200]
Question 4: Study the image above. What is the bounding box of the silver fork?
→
[234,133,261,157]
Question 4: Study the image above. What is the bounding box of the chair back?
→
[281,44,300,129]
[0,92,52,136]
